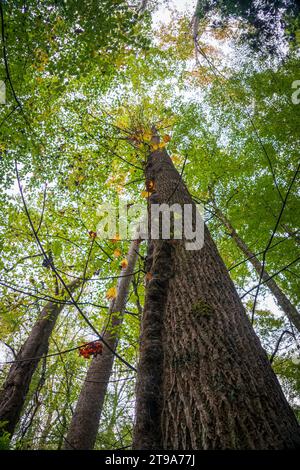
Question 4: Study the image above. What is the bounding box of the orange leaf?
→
[79,341,103,359]
[163,134,171,143]
[120,258,128,269]
[110,233,121,243]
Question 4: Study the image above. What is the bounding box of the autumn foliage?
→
[79,341,103,359]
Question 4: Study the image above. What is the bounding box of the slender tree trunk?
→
[38,410,53,449]
[133,137,300,449]
[212,205,300,332]
[64,240,140,450]
[0,278,80,438]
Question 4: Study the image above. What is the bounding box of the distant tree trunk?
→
[212,205,300,333]
[133,136,300,449]
[0,278,80,439]
[38,410,53,449]
[64,240,140,450]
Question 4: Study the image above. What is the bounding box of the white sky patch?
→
[259,296,282,317]
[152,0,196,26]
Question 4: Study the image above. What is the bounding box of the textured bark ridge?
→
[133,146,300,450]
[133,238,174,449]
[213,205,300,333]
[64,240,140,450]
[0,279,80,438]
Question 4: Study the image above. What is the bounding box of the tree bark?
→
[133,141,300,449]
[0,278,80,438]
[212,205,300,333]
[64,240,140,450]
[38,410,53,449]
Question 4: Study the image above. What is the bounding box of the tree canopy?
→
[0,0,299,450]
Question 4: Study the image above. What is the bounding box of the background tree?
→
[64,240,140,450]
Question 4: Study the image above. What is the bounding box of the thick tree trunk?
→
[64,240,140,450]
[213,205,300,333]
[133,141,300,449]
[0,279,80,438]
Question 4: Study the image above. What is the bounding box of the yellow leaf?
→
[113,249,122,258]
[110,234,121,243]
[141,191,151,198]
[120,258,128,269]
[143,131,152,142]
[151,143,159,151]
[151,142,166,151]
[116,184,124,194]
[171,154,182,164]
[106,287,117,300]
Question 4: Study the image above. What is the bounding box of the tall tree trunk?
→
[0,278,80,438]
[64,240,140,450]
[133,138,300,450]
[38,410,53,449]
[212,205,300,332]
